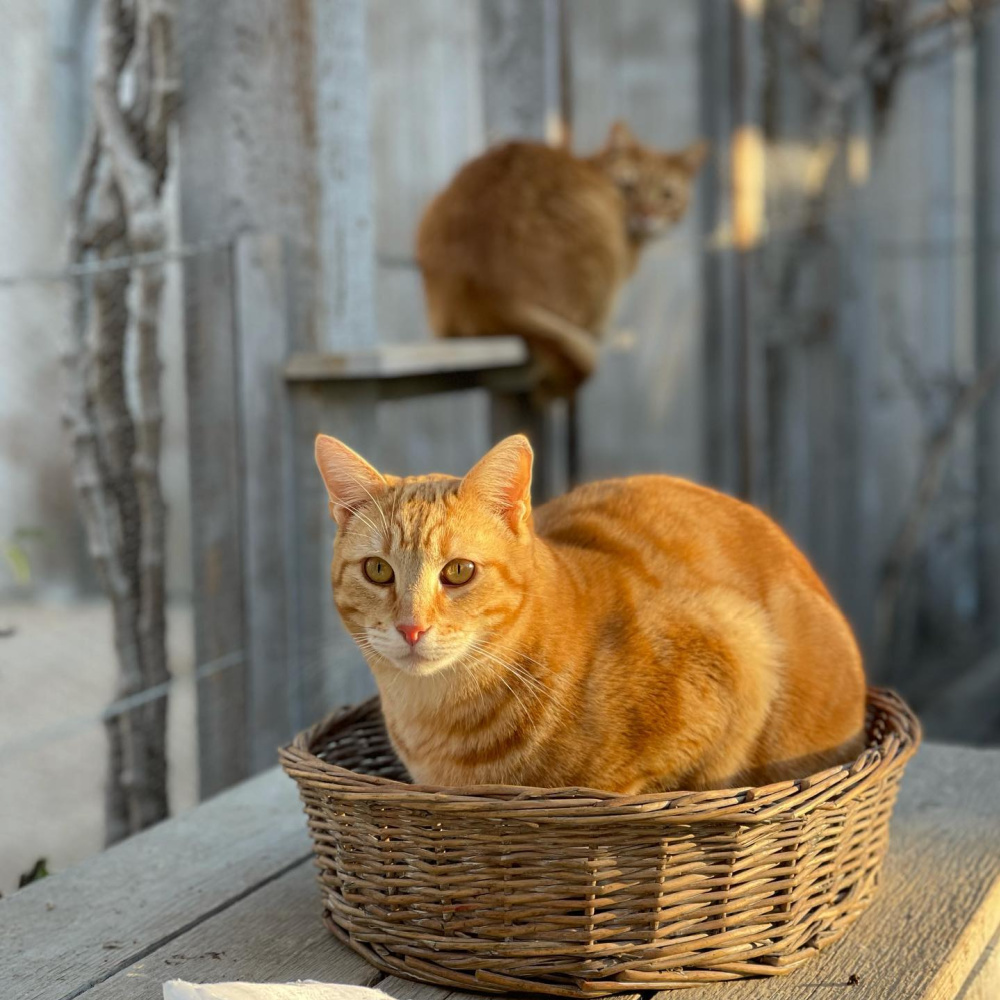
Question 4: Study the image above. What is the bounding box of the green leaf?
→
[18,858,49,888]
[2,543,31,586]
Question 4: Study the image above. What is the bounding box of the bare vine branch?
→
[876,352,1000,672]
[777,0,999,126]
[63,0,178,844]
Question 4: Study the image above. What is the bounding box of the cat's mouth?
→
[388,650,452,676]
[360,629,468,676]
[383,642,469,677]
[630,216,673,239]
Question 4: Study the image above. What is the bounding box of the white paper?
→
[162,983,409,1000]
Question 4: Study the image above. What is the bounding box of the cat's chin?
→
[378,650,456,678]
[629,216,676,240]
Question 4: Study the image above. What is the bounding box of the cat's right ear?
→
[675,138,709,175]
[314,434,387,528]
[462,434,533,534]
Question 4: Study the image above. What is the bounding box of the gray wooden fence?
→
[178,0,1000,796]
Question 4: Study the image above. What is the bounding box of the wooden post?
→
[480,0,551,143]
[698,1,769,502]
[730,0,768,505]
[699,2,743,498]
[975,14,1000,646]
[823,3,880,660]
[181,245,249,797]
[233,234,297,770]
[178,0,350,792]
[479,0,566,498]
[290,0,379,722]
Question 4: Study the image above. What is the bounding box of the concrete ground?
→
[0,601,197,897]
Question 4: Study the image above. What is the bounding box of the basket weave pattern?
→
[280,688,920,996]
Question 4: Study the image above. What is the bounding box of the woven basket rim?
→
[280,685,921,820]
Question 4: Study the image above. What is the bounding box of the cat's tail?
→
[504,301,598,384]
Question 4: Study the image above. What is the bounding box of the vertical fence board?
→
[822,5,880,657]
[699,1,741,496]
[866,8,975,680]
[975,13,1000,648]
[233,234,296,768]
[181,245,248,797]
[731,1,768,504]
[178,0,324,792]
[368,0,488,481]
[479,0,551,143]
[291,0,379,724]
[568,0,704,485]
[477,0,561,496]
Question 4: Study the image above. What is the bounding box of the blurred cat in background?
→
[315,432,867,794]
[416,122,708,398]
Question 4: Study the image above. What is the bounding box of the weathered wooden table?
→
[3,743,998,1000]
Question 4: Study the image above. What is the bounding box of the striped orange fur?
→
[315,434,866,793]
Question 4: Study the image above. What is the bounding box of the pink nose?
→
[396,623,428,647]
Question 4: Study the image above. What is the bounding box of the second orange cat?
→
[315,433,867,793]
[416,122,707,397]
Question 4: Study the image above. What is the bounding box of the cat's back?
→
[535,475,834,603]
[417,141,626,280]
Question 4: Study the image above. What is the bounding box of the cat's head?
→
[315,434,535,678]
[592,120,708,241]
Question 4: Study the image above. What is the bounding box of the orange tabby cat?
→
[315,433,866,793]
[416,122,707,397]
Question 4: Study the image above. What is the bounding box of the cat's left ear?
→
[462,435,533,533]
[315,434,387,528]
[605,119,637,153]
[674,139,709,175]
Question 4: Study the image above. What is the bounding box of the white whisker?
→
[329,500,383,540]
[346,472,391,538]
[466,642,546,710]
[467,640,547,700]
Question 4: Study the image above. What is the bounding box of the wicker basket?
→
[280,687,920,996]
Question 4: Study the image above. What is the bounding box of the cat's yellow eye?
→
[441,559,475,587]
[363,556,394,585]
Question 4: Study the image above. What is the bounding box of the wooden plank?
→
[89,861,482,999]
[697,0,741,496]
[372,370,534,404]
[368,0,491,484]
[479,0,553,143]
[83,864,378,1000]
[369,0,484,266]
[291,0,381,730]
[731,1,768,506]
[181,243,249,797]
[234,234,297,770]
[975,11,1000,649]
[0,769,309,1000]
[821,5,880,658]
[177,0,324,796]
[962,924,1000,1000]
[478,0,566,500]
[285,338,528,381]
[313,0,377,344]
[569,1,705,484]
[661,743,1000,1000]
